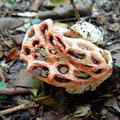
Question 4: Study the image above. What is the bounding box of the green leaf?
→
[115,63,120,67]
[4,0,15,3]
[0,82,7,87]
[29,88,38,96]
[0,82,7,99]
[0,95,7,99]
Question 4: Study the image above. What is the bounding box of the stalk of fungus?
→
[20,19,112,94]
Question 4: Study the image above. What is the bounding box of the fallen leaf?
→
[54,21,69,28]
[107,43,120,52]
[36,111,57,120]
[11,34,25,45]
[107,43,120,64]
[14,69,40,89]
[0,18,24,29]
[106,113,119,120]
[112,51,120,64]
[104,97,120,114]
[4,0,15,3]
[66,115,83,120]
[109,23,119,32]
[7,60,27,80]
[0,82,7,87]
[29,88,38,96]
[73,104,91,117]
[115,63,120,67]
[47,0,70,6]
[38,1,92,19]
[31,0,45,11]
[34,96,55,107]
[101,108,108,115]
[0,82,7,99]
[97,15,107,25]
[5,47,19,62]
[0,45,3,58]
[0,67,6,82]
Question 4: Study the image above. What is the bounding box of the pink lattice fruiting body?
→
[20,19,112,94]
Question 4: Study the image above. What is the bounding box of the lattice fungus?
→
[20,19,113,94]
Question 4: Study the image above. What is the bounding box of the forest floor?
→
[0,0,120,120]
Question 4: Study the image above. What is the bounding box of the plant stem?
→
[70,0,80,21]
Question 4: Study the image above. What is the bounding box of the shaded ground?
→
[0,0,120,120]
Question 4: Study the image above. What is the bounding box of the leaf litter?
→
[0,0,120,119]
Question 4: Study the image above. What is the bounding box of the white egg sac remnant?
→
[71,21,105,45]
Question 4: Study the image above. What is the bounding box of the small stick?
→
[70,0,80,21]
[0,87,29,95]
[0,67,6,82]
[0,102,38,115]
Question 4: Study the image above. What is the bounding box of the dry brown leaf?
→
[11,34,25,45]
[34,96,55,107]
[5,47,19,62]
[38,1,92,19]
[0,45,3,58]
[0,18,24,30]
[108,23,119,32]
[0,67,6,82]
[107,43,120,52]
[41,111,58,120]
[31,0,45,11]
[104,97,120,114]
[107,43,120,64]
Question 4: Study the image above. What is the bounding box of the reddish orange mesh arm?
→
[20,19,112,94]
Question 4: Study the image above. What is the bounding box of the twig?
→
[70,0,80,21]
[0,67,6,82]
[0,87,29,95]
[0,102,38,115]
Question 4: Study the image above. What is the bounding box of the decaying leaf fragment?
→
[73,104,91,117]
[6,48,19,62]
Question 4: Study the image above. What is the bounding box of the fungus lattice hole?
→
[56,37,65,48]
[35,47,47,61]
[91,56,100,65]
[50,50,57,54]
[41,25,48,34]
[59,58,69,61]
[68,51,85,59]
[49,35,57,46]
[32,40,39,47]
[32,66,49,78]
[57,65,69,74]
[24,48,30,55]
[94,69,102,74]
[54,76,71,83]
[74,71,91,79]
[28,29,35,38]
[84,65,92,68]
